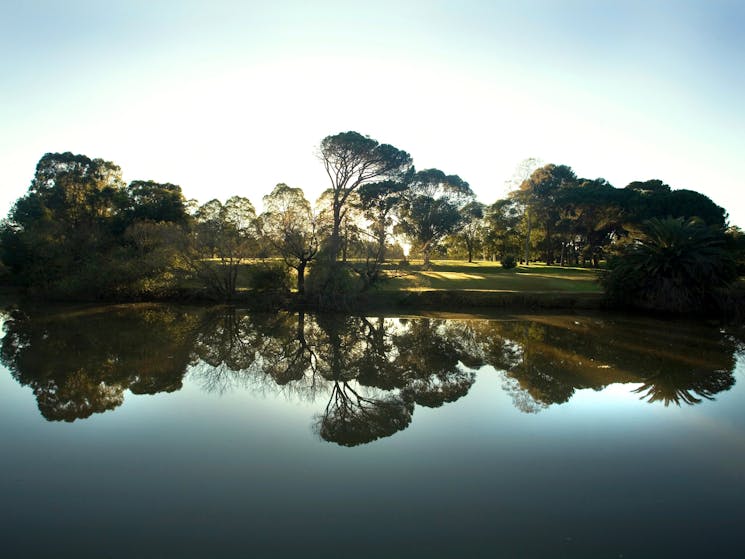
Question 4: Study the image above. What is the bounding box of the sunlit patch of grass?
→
[379,260,602,293]
[420,271,486,281]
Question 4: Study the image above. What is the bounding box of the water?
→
[1,304,743,558]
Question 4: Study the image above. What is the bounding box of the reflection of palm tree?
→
[633,369,735,406]
[315,381,413,447]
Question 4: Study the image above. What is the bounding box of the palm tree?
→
[603,217,738,312]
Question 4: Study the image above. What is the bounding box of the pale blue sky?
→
[2,0,743,225]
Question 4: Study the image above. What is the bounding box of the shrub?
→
[248,264,291,292]
[305,259,361,310]
[501,255,517,269]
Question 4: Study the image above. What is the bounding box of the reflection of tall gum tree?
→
[318,131,412,262]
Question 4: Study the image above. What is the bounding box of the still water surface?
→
[1,304,743,558]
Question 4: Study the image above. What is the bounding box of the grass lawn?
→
[181,258,604,295]
[378,260,603,293]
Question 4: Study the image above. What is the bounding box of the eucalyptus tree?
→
[512,163,577,264]
[356,177,410,263]
[395,169,474,267]
[260,183,320,294]
[0,152,126,294]
[318,131,412,261]
[116,180,188,227]
[483,198,523,262]
[187,197,258,300]
[450,200,485,263]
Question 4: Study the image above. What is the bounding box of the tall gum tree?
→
[396,169,474,267]
[318,131,412,262]
[260,183,320,295]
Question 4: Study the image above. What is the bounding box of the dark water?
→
[1,304,743,558]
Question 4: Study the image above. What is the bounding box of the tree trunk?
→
[330,201,342,262]
[296,261,306,294]
[524,207,531,267]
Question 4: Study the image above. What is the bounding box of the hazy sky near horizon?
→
[2,0,744,225]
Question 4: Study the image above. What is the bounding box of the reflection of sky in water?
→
[0,309,743,558]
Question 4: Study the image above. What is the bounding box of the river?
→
[1,304,743,558]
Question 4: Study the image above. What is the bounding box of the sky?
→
[1,0,744,226]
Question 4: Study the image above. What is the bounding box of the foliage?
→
[0,153,187,298]
[318,131,412,261]
[501,255,517,269]
[602,217,738,313]
[247,263,291,292]
[305,257,361,310]
[260,183,320,294]
[395,169,473,267]
[184,197,258,300]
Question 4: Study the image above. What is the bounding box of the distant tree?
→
[513,164,577,265]
[356,177,410,264]
[557,178,623,267]
[622,180,727,227]
[186,198,258,300]
[117,180,188,226]
[318,131,412,261]
[504,158,542,265]
[483,198,524,262]
[396,169,473,267]
[260,184,320,295]
[450,201,485,262]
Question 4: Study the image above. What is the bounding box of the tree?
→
[187,198,258,300]
[1,153,125,294]
[602,217,738,313]
[357,178,410,263]
[395,169,473,267]
[483,198,523,262]
[504,158,542,265]
[450,201,485,262]
[116,180,188,226]
[260,183,320,294]
[514,164,577,265]
[622,180,727,228]
[318,131,412,261]
[556,178,623,267]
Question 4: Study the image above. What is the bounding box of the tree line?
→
[1,131,742,310]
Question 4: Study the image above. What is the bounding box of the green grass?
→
[180,258,603,295]
[378,260,603,293]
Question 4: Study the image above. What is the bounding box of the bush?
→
[305,259,361,310]
[248,264,291,292]
[501,255,517,269]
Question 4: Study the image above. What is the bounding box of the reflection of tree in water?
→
[1,304,740,436]
[392,319,477,408]
[465,315,739,412]
[314,381,413,447]
[34,371,125,422]
[633,369,735,406]
[0,305,200,421]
